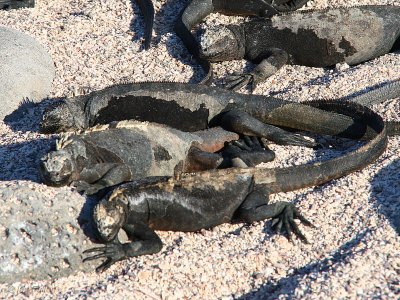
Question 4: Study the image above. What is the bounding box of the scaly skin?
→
[199,6,400,90]
[174,0,310,83]
[40,80,400,142]
[39,120,262,195]
[0,0,34,10]
[83,100,392,272]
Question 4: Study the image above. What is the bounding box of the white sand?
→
[0,0,399,298]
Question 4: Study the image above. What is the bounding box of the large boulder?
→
[0,27,54,120]
[0,183,100,283]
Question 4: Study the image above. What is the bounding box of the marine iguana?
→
[174,0,310,83]
[83,100,390,272]
[198,5,400,90]
[40,120,275,195]
[0,0,34,10]
[40,80,400,142]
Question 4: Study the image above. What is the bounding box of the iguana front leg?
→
[217,109,317,147]
[83,223,163,272]
[72,163,131,195]
[225,48,288,91]
[234,187,314,242]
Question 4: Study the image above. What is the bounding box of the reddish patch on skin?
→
[193,127,240,152]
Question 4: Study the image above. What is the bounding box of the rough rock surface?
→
[0,182,100,283]
[0,26,54,120]
[0,0,398,298]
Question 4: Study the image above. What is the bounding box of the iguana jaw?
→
[199,25,245,61]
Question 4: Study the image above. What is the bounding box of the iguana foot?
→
[221,136,275,167]
[224,73,255,91]
[269,132,317,148]
[271,203,314,243]
[83,238,127,272]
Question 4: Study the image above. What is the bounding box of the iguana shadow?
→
[236,229,373,299]
[4,97,64,133]
[369,158,400,234]
[0,137,55,182]
[128,0,148,49]
[269,67,399,99]
[77,194,103,242]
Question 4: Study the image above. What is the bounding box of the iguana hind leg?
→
[220,136,275,167]
[234,187,314,242]
[183,146,224,172]
[72,163,131,195]
[217,109,317,147]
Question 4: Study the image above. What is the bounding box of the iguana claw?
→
[83,238,127,272]
[271,203,314,243]
[224,73,255,91]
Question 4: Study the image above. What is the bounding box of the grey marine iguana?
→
[198,5,400,90]
[40,120,275,195]
[174,0,310,83]
[82,100,391,272]
[40,80,400,141]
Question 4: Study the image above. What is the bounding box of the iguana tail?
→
[350,80,400,107]
[174,0,214,84]
[265,99,387,193]
[136,0,154,50]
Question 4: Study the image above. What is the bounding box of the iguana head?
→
[39,149,76,186]
[199,25,245,62]
[40,101,83,133]
[93,199,127,242]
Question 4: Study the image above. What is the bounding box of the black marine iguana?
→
[198,5,400,90]
[83,100,389,271]
[174,0,310,83]
[40,120,275,195]
[40,80,400,142]
[0,0,34,10]
[133,0,308,52]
